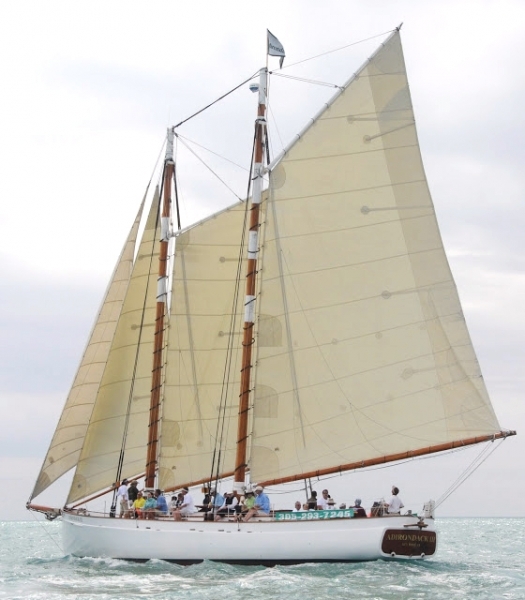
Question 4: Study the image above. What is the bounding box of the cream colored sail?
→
[158,202,247,490]
[67,189,161,503]
[250,30,501,484]
[30,194,147,500]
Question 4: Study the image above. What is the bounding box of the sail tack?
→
[30,195,147,501]
[250,30,501,484]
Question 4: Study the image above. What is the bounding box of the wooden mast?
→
[233,68,268,494]
[145,129,174,489]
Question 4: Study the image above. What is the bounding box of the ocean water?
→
[1,518,524,599]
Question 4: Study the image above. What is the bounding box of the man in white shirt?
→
[387,486,404,514]
[116,479,129,518]
[317,489,331,510]
[173,487,196,521]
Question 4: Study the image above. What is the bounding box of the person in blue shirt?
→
[155,489,168,515]
[243,486,270,522]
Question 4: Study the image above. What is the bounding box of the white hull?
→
[62,512,437,564]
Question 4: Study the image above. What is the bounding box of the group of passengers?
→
[201,486,271,522]
[116,479,170,519]
[293,486,404,518]
[116,479,404,521]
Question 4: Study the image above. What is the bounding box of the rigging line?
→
[28,512,62,552]
[175,134,242,201]
[176,133,250,172]
[267,102,285,155]
[281,29,395,70]
[434,439,505,509]
[172,70,260,130]
[270,72,342,89]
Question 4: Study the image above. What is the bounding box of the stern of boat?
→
[380,520,437,559]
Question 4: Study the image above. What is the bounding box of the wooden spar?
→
[233,68,268,491]
[145,129,174,489]
[258,430,517,487]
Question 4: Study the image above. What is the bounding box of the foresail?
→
[158,202,247,490]
[67,189,161,504]
[250,30,501,484]
[30,193,147,500]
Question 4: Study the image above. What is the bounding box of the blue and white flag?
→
[267,30,285,68]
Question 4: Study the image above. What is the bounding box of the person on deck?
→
[155,489,168,516]
[127,480,139,504]
[210,490,224,509]
[116,479,129,518]
[293,501,302,512]
[168,495,178,517]
[133,492,146,518]
[173,488,196,521]
[386,486,404,514]
[243,486,270,522]
[317,489,331,510]
[326,498,337,510]
[215,492,239,520]
[307,491,318,510]
[351,498,367,518]
[143,492,157,519]
[240,490,256,516]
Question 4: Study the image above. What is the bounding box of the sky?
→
[0,0,524,521]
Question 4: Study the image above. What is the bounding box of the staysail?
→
[158,202,248,490]
[66,189,161,503]
[250,30,501,484]
[30,193,148,500]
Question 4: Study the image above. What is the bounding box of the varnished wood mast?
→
[145,132,174,489]
[258,430,517,487]
[234,70,267,488]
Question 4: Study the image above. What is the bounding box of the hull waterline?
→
[62,512,437,564]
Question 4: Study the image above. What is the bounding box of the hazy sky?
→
[0,0,524,521]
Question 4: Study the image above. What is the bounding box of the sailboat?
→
[27,27,515,564]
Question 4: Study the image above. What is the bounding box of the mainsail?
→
[30,193,148,500]
[250,30,501,484]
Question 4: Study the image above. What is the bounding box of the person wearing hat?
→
[116,479,129,518]
[240,490,256,516]
[351,498,367,518]
[386,486,404,515]
[243,486,270,522]
[326,497,337,510]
